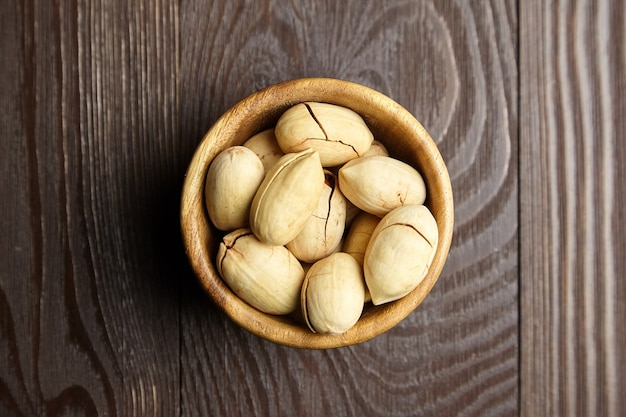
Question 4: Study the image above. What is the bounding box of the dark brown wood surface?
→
[0,0,622,416]
[519,1,626,416]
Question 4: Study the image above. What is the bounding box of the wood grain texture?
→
[0,0,181,415]
[3,0,622,415]
[520,1,626,416]
[179,0,518,416]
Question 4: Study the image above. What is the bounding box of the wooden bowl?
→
[181,78,454,349]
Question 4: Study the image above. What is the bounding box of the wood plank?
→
[520,0,626,416]
[0,0,181,415]
[178,1,518,416]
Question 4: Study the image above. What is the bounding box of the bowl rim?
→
[180,77,454,349]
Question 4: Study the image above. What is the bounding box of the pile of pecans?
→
[205,102,438,335]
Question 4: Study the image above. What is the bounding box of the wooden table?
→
[1,1,624,416]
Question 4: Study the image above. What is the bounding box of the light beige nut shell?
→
[364,204,438,305]
[205,146,265,231]
[363,140,389,157]
[343,211,380,266]
[243,128,285,172]
[343,211,380,304]
[250,148,325,246]
[286,170,346,263]
[338,155,426,218]
[216,228,305,315]
[275,102,374,167]
[301,252,365,335]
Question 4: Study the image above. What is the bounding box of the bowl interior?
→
[180,78,454,349]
